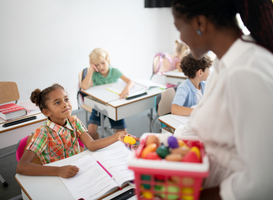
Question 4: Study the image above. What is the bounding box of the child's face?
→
[43,88,72,126]
[93,58,109,77]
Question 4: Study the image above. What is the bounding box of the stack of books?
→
[0,103,27,120]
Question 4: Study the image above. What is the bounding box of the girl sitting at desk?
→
[16,84,129,178]
[171,53,212,116]
[80,48,134,140]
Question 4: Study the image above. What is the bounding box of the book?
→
[60,145,134,200]
[0,103,27,120]
[20,101,40,113]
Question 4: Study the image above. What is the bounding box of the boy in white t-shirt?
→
[171,53,212,116]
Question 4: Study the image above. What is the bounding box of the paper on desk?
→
[106,82,146,96]
[170,114,190,124]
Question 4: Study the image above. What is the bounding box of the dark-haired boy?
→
[171,53,212,116]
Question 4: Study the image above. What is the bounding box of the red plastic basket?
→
[128,133,209,200]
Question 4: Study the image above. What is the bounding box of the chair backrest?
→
[155,87,177,116]
[16,134,42,165]
[77,68,89,109]
[0,82,20,104]
[152,53,173,76]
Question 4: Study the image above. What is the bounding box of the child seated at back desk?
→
[81,48,134,140]
[16,84,130,178]
[171,53,212,116]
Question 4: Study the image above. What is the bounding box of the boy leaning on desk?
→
[171,52,212,116]
[80,48,134,140]
[16,83,137,178]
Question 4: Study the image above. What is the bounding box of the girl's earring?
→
[197,29,202,36]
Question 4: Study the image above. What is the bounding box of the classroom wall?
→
[0,0,179,109]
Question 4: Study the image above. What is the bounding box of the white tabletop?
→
[163,70,187,78]
[158,114,189,130]
[0,112,47,149]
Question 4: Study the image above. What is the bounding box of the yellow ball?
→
[190,146,201,160]
[124,135,136,145]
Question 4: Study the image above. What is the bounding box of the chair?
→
[0,81,21,187]
[0,81,20,105]
[77,68,111,136]
[16,134,85,164]
[16,134,42,165]
[151,87,177,132]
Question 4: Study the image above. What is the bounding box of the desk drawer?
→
[84,96,117,121]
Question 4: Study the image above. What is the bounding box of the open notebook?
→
[60,145,134,200]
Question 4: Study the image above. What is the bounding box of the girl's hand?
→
[119,88,130,99]
[116,131,128,142]
[117,132,140,150]
[58,165,79,178]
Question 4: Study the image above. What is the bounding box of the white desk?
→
[81,81,164,136]
[0,112,47,149]
[15,142,136,200]
[163,70,187,86]
[158,114,188,133]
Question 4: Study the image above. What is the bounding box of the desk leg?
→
[100,113,105,138]
[149,108,153,132]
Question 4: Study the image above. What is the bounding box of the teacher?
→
[172,0,273,199]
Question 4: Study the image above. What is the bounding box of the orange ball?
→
[141,143,157,158]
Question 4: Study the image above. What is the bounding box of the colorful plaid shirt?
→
[26,115,87,165]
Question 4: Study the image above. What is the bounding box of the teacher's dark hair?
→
[30,84,65,112]
[172,0,273,53]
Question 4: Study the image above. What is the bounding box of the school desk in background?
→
[81,79,165,137]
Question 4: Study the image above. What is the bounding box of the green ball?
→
[156,145,170,158]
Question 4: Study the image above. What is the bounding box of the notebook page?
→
[92,145,134,187]
[60,155,118,200]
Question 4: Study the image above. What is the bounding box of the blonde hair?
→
[89,48,110,64]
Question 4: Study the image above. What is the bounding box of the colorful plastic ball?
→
[144,152,162,160]
[167,136,179,149]
[190,146,201,161]
[146,135,160,147]
[124,135,136,145]
[182,151,200,163]
[141,143,157,158]
[156,145,171,158]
